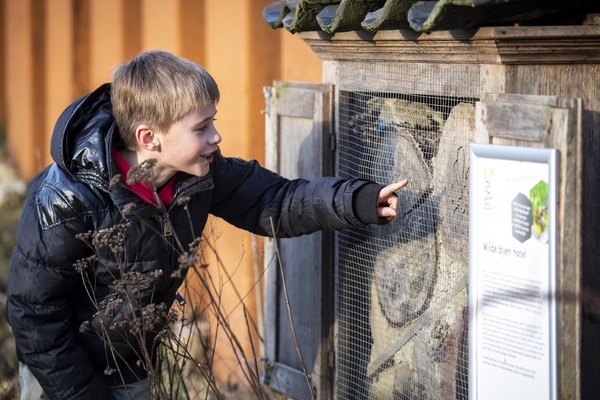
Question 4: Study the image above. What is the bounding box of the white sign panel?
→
[469,144,558,400]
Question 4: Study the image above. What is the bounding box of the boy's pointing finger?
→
[379,179,409,200]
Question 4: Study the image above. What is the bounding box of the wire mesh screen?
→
[334,62,479,399]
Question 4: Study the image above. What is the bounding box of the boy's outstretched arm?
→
[376,179,409,225]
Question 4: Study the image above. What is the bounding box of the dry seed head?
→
[110,320,128,331]
[105,298,124,316]
[175,237,204,272]
[150,269,163,279]
[171,269,183,278]
[167,309,179,324]
[126,158,157,185]
[91,224,127,252]
[114,271,152,291]
[122,202,137,215]
[175,196,191,208]
[74,254,98,273]
[79,320,90,333]
[129,302,169,335]
[177,251,198,270]
[109,174,123,190]
[75,230,93,242]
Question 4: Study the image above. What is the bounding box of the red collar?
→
[112,149,175,206]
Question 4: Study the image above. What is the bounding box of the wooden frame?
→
[297,26,594,400]
[263,81,335,399]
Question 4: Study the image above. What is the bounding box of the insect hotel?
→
[261,1,600,400]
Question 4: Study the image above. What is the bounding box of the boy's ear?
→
[136,125,160,151]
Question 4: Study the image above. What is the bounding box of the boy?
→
[6,50,408,399]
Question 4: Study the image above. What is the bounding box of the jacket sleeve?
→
[209,152,386,237]
[6,178,116,400]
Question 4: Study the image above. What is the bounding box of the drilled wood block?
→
[432,102,476,265]
[373,194,438,328]
[368,243,468,400]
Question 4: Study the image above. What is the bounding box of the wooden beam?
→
[301,26,600,64]
[5,0,36,178]
[45,0,74,168]
[90,0,123,87]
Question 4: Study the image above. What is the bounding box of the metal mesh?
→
[334,62,479,399]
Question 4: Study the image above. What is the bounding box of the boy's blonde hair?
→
[111,49,220,150]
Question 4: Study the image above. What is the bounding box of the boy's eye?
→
[197,119,216,132]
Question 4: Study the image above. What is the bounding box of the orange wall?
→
[1,0,322,389]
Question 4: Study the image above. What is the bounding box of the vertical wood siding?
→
[1,0,322,387]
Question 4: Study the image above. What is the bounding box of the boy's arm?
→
[7,186,116,400]
[209,153,406,237]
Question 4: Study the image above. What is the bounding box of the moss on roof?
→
[263,0,600,33]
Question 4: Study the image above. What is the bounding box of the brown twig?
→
[269,217,316,400]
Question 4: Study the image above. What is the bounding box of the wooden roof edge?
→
[299,25,600,42]
[299,26,600,64]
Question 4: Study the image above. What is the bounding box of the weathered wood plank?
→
[264,81,334,400]
[553,97,582,400]
[301,26,600,64]
[433,102,476,265]
[484,102,556,142]
[263,362,314,400]
[45,0,74,167]
[5,0,38,178]
[477,93,582,400]
[335,61,480,98]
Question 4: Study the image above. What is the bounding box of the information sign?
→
[469,144,558,400]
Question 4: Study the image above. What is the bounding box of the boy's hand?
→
[377,179,409,225]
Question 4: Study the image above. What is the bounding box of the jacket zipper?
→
[163,214,172,236]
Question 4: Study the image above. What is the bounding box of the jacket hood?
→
[50,83,116,185]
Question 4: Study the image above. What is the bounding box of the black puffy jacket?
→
[6,83,384,399]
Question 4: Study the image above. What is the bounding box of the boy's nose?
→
[211,130,222,145]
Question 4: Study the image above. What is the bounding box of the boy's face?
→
[154,103,221,180]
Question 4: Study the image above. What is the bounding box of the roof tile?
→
[263,0,600,33]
